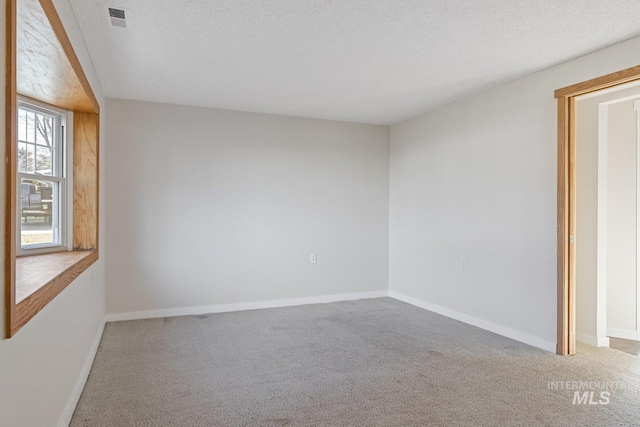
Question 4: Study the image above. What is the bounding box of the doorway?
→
[556,64,640,356]
[573,85,640,355]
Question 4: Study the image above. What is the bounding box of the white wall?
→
[105,99,389,315]
[0,1,107,426]
[389,35,640,352]
[607,99,638,332]
[575,94,600,343]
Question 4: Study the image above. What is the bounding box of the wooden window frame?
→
[5,0,100,337]
[555,64,640,355]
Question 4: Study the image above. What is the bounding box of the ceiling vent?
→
[108,8,127,28]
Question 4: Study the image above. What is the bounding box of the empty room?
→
[3,0,640,426]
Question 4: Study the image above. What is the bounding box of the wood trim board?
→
[555,65,640,99]
[556,96,569,355]
[5,0,17,338]
[73,112,99,250]
[12,251,97,334]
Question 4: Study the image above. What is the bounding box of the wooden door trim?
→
[556,64,640,355]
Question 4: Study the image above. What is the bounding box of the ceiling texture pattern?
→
[68,0,640,125]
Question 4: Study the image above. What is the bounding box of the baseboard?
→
[105,290,390,322]
[577,333,610,347]
[59,319,106,427]
[388,291,557,353]
[607,327,639,341]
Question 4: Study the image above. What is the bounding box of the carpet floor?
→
[72,298,640,426]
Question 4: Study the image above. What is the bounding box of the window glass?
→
[20,179,59,247]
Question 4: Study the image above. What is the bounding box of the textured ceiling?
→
[68,0,640,125]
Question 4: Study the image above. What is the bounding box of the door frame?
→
[555,64,640,355]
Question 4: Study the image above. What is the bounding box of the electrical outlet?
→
[310,253,317,263]
[461,258,467,269]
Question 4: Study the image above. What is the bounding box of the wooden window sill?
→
[13,250,98,330]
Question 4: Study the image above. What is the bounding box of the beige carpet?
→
[72,298,640,426]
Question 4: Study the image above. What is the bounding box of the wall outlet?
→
[461,257,467,269]
[310,253,317,263]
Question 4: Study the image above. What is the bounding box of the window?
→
[6,0,100,337]
[17,99,71,254]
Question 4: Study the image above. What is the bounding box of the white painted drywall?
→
[575,95,599,343]
[574,93,602,342]
[389,35,640,350]
[0,1,107,426]
[105,99,389,315]
[607,99,637,332]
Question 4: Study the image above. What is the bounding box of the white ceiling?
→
[68,0,640,125]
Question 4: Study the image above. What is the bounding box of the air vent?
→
[108,8,125,19]
[108,7,127,28]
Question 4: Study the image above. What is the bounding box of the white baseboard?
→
[105,290,390,322]
[59,319,106,427]
[388,291,557,353]
[105,290,558,353]
[607,327,639,341]
[577,333,610,347]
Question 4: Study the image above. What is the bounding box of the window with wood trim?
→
[5,0,100,337]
